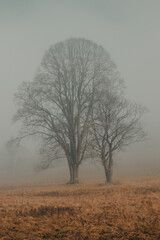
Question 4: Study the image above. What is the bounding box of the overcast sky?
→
[0,0,160,169]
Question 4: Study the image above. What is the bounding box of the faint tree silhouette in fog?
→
[13,38,121,184]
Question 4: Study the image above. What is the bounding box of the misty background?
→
[0,0,160,184]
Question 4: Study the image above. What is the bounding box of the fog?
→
[0,0,160,184]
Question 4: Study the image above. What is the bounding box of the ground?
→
[0,177,160,239]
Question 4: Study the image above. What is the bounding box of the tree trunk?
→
[104,166,113,183]
[68,162,79,184]
[103,150,113,183]
[73,166,79,184]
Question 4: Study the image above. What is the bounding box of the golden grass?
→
[0,177,160,239]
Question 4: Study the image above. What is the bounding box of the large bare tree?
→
[91,81,146,183]
[13,38,120,184]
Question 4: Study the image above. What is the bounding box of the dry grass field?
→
[0,177,160,240]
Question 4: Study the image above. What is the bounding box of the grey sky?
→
[0,0,160,168]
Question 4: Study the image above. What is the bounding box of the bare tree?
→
[91,82,146,183]
[13,38,120,184]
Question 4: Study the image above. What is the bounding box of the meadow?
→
[0,177,159,239]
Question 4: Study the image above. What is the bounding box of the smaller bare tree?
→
[91,85,146,183]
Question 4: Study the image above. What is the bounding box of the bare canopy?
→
[13,38,120,184]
